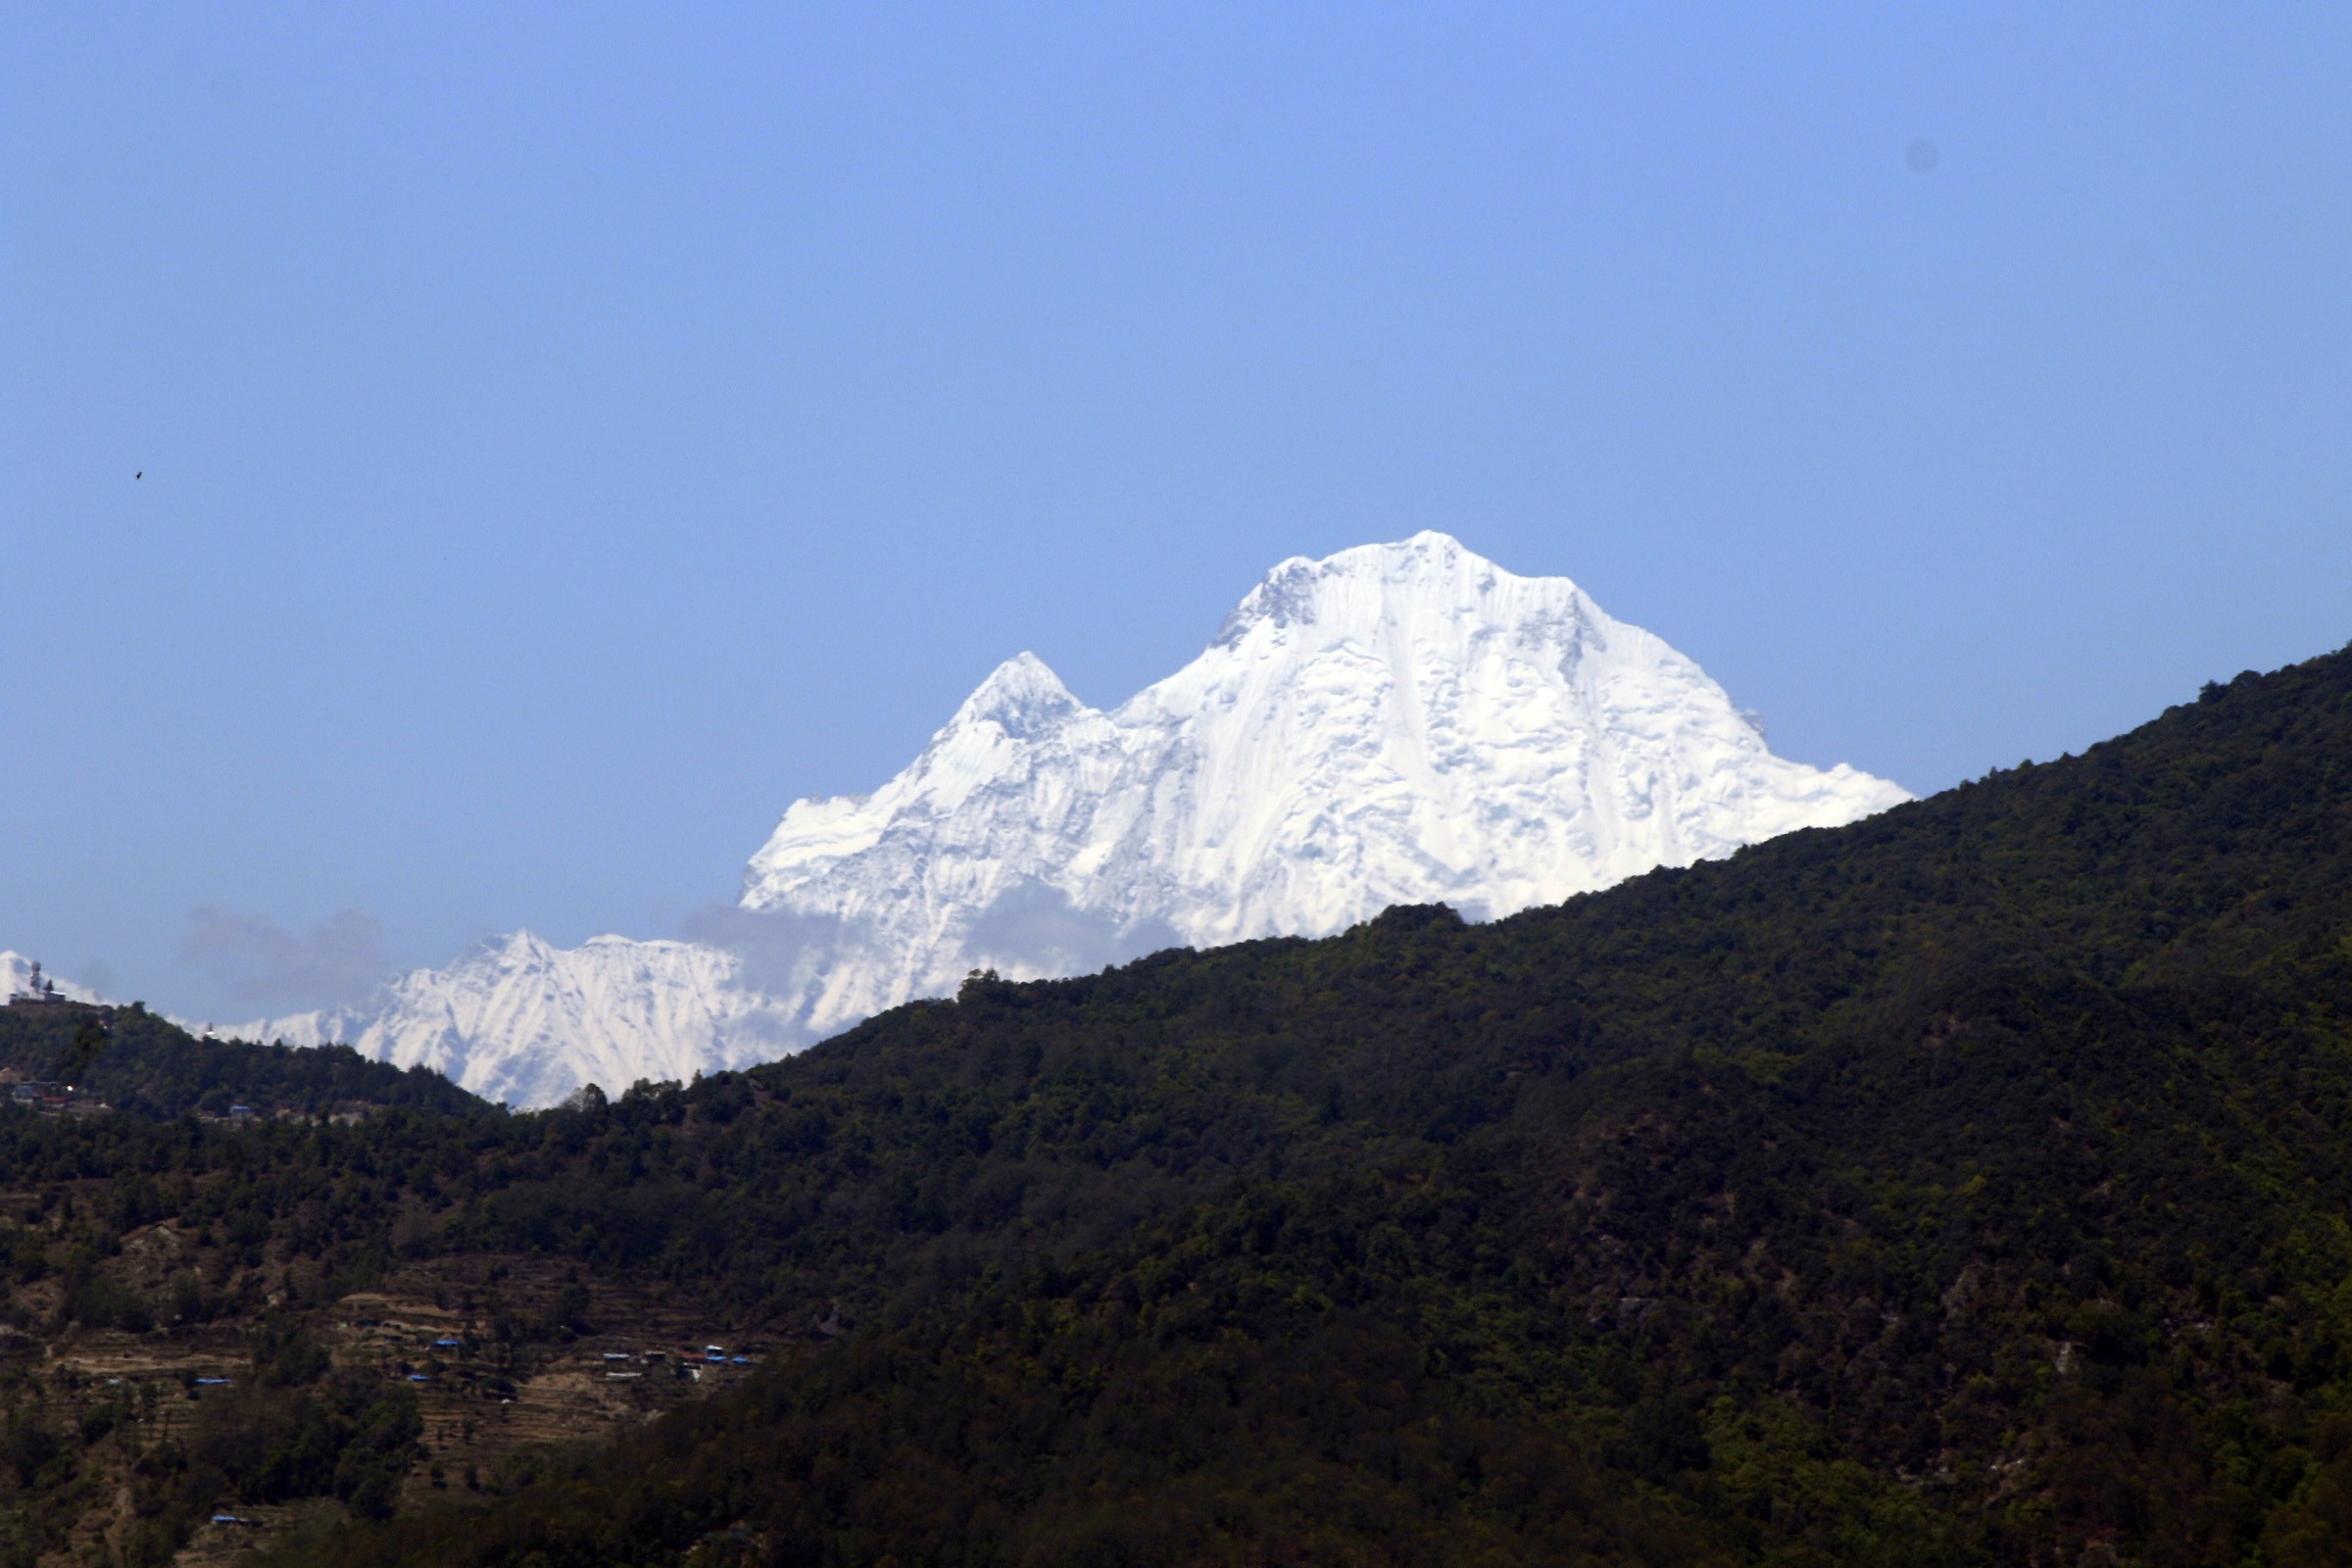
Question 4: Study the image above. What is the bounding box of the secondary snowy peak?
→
[951,652,1089,737]
[742,531,1908,1014]
[226,931,797,1109]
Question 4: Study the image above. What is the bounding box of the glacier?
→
[224,532,1909,1106]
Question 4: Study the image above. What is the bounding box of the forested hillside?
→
[5,647,2351,1566]
[0,1005,487,1123]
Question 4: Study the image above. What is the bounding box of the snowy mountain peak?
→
[229,534,1910,1108]
[948,653,1090,739]
[1214,531,1533,647]
[740,531,1908,1012]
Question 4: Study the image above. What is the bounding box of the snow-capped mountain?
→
[228,932,804,1108]
[232,533,1909,1107]
[743,532,1906,1022]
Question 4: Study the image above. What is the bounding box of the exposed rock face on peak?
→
[953,652,1087,736]
[232,533,1908,1107]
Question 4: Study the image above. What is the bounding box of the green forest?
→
[4,646,2352,1566]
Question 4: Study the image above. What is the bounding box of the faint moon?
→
[1905,138,1940,174]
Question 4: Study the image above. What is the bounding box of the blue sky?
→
[4,4,2348,1019]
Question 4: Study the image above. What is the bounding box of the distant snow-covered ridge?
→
[229,532,1910,1107]
[237,934,801,1111]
